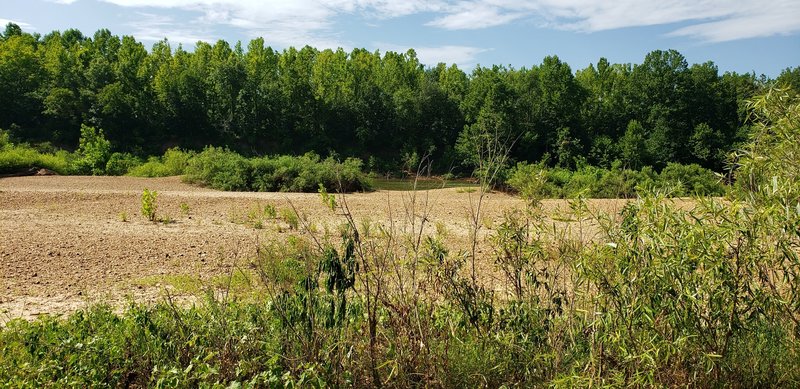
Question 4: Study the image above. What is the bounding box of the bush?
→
[73,124,111,175]
[105,152,141,176]
[127,148,194,177]
[0,129,9,150]
[127,157,169,177]
[162,147,194,175]
[186,148,371,193]
[0,144,72,175]
[656,162,725,196]
[507,161,722,199]
[140,188,157,222]
[183,146,251,191]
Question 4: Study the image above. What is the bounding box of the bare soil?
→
[0,176,630,322]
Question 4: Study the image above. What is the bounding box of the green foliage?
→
[0,128,9,149]
[104,152,141,175]
[280,208,299,230]
[74,124,111,175]
[251,153,369,193]
[734,87,800,200]
[0,24,769,176]
[127,148,194,177]
[140,188,157,222]
[620,119,647,169]
[183,146,251,191]
[184,147,371,193]
[0,143,72,175]
[507,161,723,199]
[1,86,798,389]
[656,162,725,196]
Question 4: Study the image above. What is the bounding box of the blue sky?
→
[2,0,798,76]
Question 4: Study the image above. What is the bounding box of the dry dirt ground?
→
[0,176,630,322]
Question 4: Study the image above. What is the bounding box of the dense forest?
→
[1,23,798,174]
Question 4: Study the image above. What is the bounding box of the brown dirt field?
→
[0,176,631,322]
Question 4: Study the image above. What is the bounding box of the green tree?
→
[620,119,647,169]
[0,32,43,137]
[75,124,111,175]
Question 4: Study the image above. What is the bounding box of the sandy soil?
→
[0,176,630,322]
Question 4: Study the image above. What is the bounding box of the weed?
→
[280,208,299,230]
[141,189,158,222]
[118,212,128,222]
[263,203,276,218]
[179,202,190,216]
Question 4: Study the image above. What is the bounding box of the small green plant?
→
[280,208,299,230]
[118,212,128,222]
[141,189,158,222]
[263,203,277,219]
[179,202,190,216]
[318,183,337,210]
[161,214,173,225]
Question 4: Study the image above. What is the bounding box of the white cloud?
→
[414,45,490,69]
[45,0,79,4]
[127,12,214,46]
[460,0,800,42]
[426,3,527,30]
[379,42,490,69]
[101,0,348,48]
[55,0,798,47]
[666,3,800,42]
[0,18,34,30]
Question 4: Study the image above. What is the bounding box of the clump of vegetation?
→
[0,143,72,175]
[105,152,141,176]
[140,189,158,222]
[262,203,276,219]
[73,125,111,175]
[183,146,252,191]
[179,202,190,216]
[184,147,371,193]
[280,208,299,230]
[507,160,725,199]
[127,148,194,177]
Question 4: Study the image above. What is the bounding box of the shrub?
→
[188,148,371,193]
[141,189,157,222]
[105,152,141,176]
[0,128,9,149]
[506,161,559,200]
[656,162,725,196]
[162,147,194,175]
[0,144,72,175]
[183,146,251,191]
[73,124,111,175]
[128,148,194,177]
[127,157,169,177]
[507,161,723,199]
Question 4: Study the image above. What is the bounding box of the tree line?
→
[1,23,797,174]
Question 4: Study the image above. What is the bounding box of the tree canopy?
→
[1,23,792,173]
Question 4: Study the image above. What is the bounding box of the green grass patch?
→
[133,274,203,295]
[0,144,72,175]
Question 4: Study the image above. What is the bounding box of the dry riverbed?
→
[0,175,630,322]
